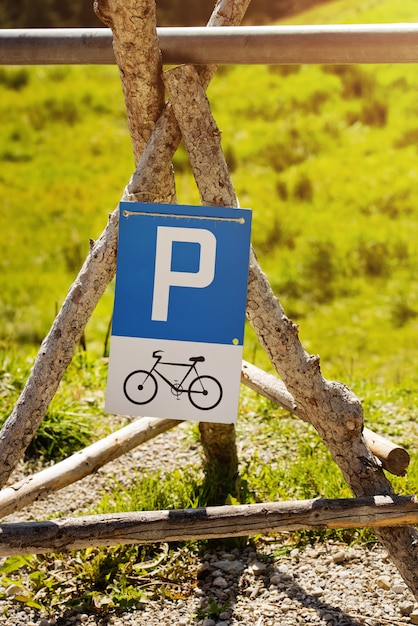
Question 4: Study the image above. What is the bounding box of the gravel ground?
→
[1,421,418,626]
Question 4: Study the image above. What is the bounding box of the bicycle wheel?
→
[188,375,222,410]
[123,370,158,405]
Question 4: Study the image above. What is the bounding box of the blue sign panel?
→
[112,202,252,346]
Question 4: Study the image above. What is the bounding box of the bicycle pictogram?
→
[123,350,223,411]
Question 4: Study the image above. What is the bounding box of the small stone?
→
[193,586,204,596]
[391,584,406,594]
[5,584,24,596]
[250,560,267,575]
[376,575,391,590]
[215,622,229,626]
[332,550,346,564]
[270,574,281,585]
[213,560,245,575]
[202,620,216,626]
[197,563,213,579]
[213,576,228,588]
[39,620,50,626]
[219,611,230,620]
[410,612,418,626]
[310,587,324,597]
[399,600,414,616]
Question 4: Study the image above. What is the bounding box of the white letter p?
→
[151,226,216,322]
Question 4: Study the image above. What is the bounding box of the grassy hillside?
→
[1,0,418,465]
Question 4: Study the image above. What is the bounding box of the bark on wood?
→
[164,63,418,599]
[164,65,237,207]
[94,0,164,166]
[241,361,410,476]
[94,0,176,202]
[363,428,410,477]
[128,0,252,200]
[0,417,179,520]
[0,495,417,555]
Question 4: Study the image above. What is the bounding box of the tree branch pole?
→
[93,0,165,167]
[0,0,249,490]
[163,63,418,599]
[0,495,417,556]
[0,417,179,520]
[245,251,418,595]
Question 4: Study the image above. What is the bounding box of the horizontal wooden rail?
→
[241,361,410,476]
[0,495,417,555]
[1,24,418,66]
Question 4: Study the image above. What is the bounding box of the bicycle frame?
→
[146,352,200,395]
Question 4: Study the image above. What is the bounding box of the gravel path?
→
[1,421,417,626]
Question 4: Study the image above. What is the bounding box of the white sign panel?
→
[105,202,252,424]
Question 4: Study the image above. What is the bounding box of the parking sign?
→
[106,201,252,423]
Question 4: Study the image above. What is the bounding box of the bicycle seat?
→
[189,356,205,363]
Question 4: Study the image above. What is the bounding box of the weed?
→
[360,98,388,127]
[0,544,192,613]
[0,68,30,90]
[325,65,377,100]
[293,173,314,201]
[24,403,94,461]
[356,240,391,278]
[390,296,418,328]
[196,597,230,621]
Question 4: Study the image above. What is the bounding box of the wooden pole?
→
[0,495,417,555]
[0,417,179,520]
[93,0,167,168]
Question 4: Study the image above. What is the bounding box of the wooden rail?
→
[0,495,417,555]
